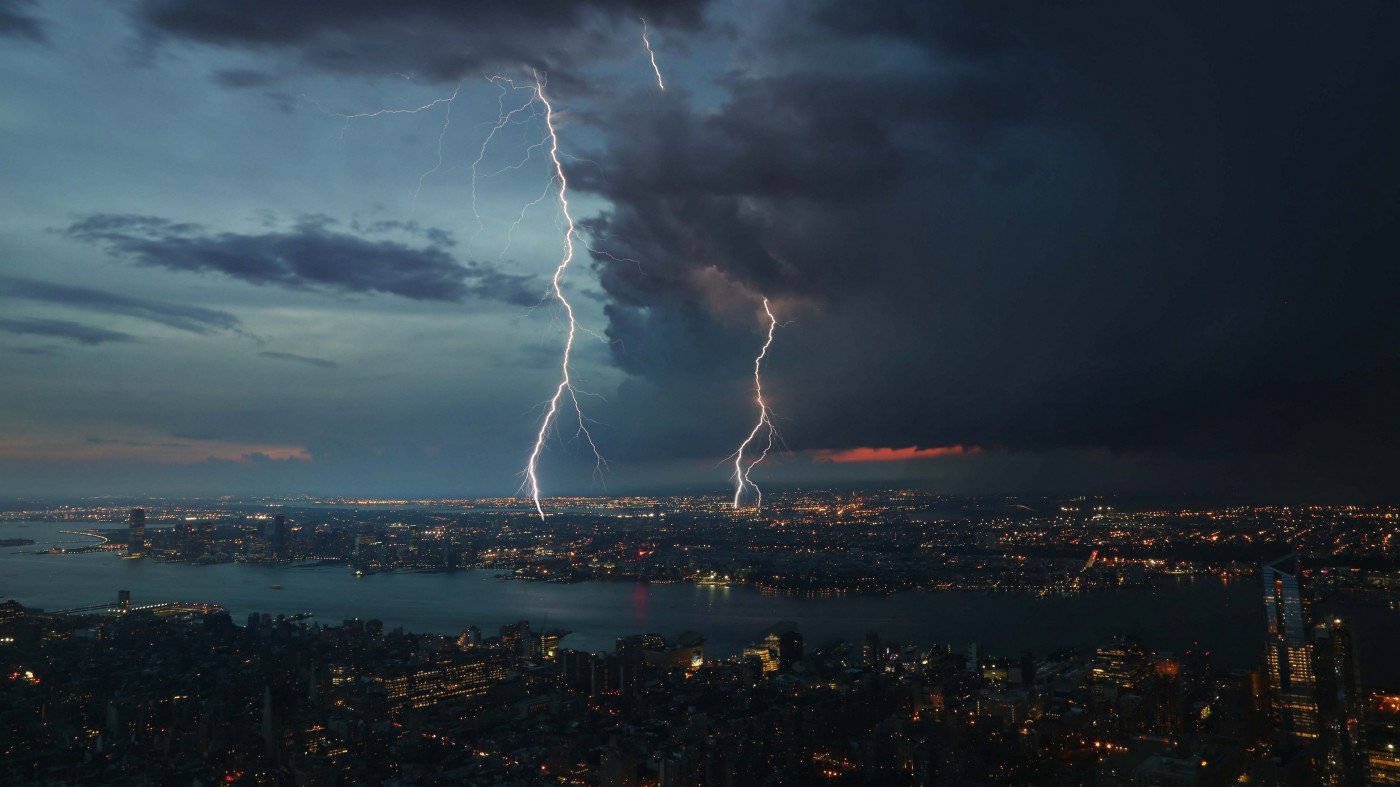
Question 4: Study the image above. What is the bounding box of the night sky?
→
[1,0,1396,500]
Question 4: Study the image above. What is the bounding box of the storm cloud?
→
[66,214,540,305]
[1,0,1395,500]
[132,0,706,85]
[578,0,1400,495]
[0,0,45,43]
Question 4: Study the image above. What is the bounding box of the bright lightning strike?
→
[523,72,604,520]
[640,18,666,90]
[732,298,778,509]
[318,72,608,519]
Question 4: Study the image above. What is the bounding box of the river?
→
[3,520,1392,684]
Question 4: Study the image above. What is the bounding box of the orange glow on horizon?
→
[0,435,312,464]
[811,445,981,463]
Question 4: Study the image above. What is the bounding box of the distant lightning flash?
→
[640,18,666,90]
[470,77,541,241]
[732,298,778,509]
[523,72,603,520]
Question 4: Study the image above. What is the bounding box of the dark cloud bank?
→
[577,0,1399,498]
[66,214,539,305]
[133,0,705,85]
[0,0,45,43]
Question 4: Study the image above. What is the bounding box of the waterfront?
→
[1,520,1390,681]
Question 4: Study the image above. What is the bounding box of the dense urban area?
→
[4,492,1398,597]
[2,493,1399,784]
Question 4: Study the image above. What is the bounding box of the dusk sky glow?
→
[0,0,1396,501]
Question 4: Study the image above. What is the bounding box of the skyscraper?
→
[271,513,288,558]
[1315,618,1363,785]
[774,629,803,670]
[127,508,145,558]
[1262,554,1319,744]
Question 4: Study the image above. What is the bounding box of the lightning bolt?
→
[411,86,459,211]
[305,82,465,199]
[470,77,541,241]
[640,18,666,90]
[314,72,613,520]
[732,298,778,509]
[523,72,604,520]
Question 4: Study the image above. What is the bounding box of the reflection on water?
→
[631,581,651,628]
[2,521,1393,684]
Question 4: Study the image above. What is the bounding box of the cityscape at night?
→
[2,0,1397,784]
[3,495,1400,783]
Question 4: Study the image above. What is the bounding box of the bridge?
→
[51,601,224,617]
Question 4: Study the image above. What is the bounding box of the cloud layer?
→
[0,0,1395,500]
[576,0,1399,496]
[0,317,135,345]
[133,0,705,84]
[0,275,240,333]
[67,214,539,304]
[0,0,45,43]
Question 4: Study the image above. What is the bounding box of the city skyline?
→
[2,491,1398,782]
[2,1,1397,502]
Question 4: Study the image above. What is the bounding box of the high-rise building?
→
[862,631,882,669]
[539,630,563,660]
[775,629,803,670]
[1262,554,1320,744]
[1315,618,1363,785]
[127,508,145,557]
[500,620,530,659]
[271,513,288,558]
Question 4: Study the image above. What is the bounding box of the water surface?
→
[4,520,1389,684]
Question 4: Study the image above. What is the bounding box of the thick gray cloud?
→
[577,0,1400,497]
[66,214,540,305]
[0,0,44,43]
[0,275,240,333]
[0,317,136,345]
[133,0,706,85]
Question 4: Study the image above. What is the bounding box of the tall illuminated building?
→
[271,513,288,558]
[1315,618,1362,786]
[127,507,146,558]
[1262,554,1319,744]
